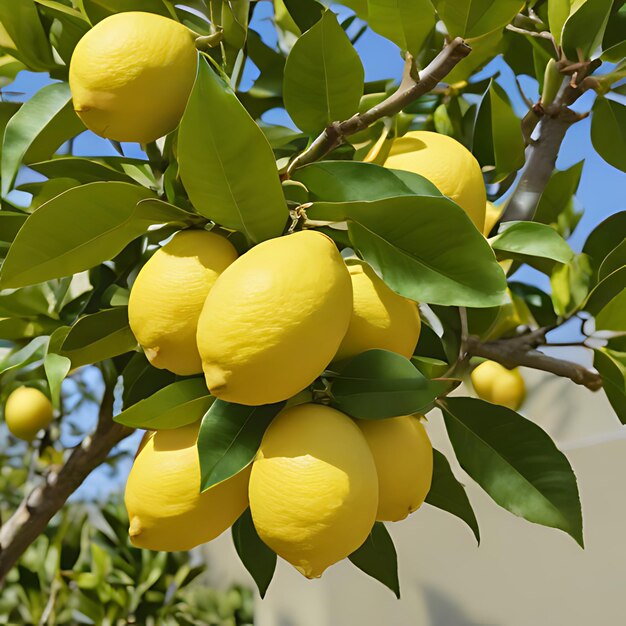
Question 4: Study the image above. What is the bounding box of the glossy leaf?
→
[44,352,71,408]
[550,253,592,317]
[594,349,626,424]
[440,397,583,546]
[232,508,276,598]
[582,211,626,282]
[598,240,626,281]
[178,57,288,243]
[434,0,524,38]
[283,10,364,133]
[348,522,400,598]
[0,336,47,375]
[584,266,626,322]
[561,0,612,59]
[308,196,507,307]
[332,349,448,419]
[282,0,324,31]
[121,352,176,409]
[425,449,480,543]
[29,157,141,184]
[591,97,626,173]
[114,378,212,429]
[198,400,285,491]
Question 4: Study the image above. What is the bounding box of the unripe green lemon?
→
[4,387,53,442]
[249,404,378,578]
[129,230,238,376]
[357,416,433,522]
[335,260,421,362]
[471,360,526,411]
[384,131,486,232]
[124,421,250,552]
[197,231,353,406]
[69,12,197,143]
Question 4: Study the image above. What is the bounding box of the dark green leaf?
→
[594,349,626,424]
[178,58,288,243]
[348,522,399,598]
[434,0,524,38]
[114,379,212,429]
[591,97,626,173]
[283,10,364,134]
[584,266,626,320]
[508,281,558,327]
[0,211,27,243]
[29,157,142,184]
[121,351,176,408]
[283,0,324,31]
[79,0,171,23]
[440,397,583,546]
[583,211,626,282]
[561,0,612,59]
[598,239,626,281]
[425,449,480,543]
[232,508,276,598]
[246,29,286,98]
[198,400,285,491]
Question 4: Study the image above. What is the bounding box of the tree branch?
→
[0,386,133,584]
[286,37,472,175]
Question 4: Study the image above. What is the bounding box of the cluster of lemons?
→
[1,11,526,579]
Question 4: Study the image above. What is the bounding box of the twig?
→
[286,37,472,176]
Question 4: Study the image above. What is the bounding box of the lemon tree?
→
[0,0,625,602]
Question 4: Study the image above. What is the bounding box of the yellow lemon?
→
[483,201,503,236]
[335,260,421,361]
[384,131,486,232]
[69,12,197,143]
[471,360,526,411]
[129,230,237,376]
[4,387,53,442]
[124,421,250,552]
[358,416,433,522]
[249,404,378,578]
[197,231,352,405]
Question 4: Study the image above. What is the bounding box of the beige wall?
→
[202,369,626,626]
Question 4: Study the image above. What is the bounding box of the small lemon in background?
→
[249,404,378,578]
[471,360,526,411]
[358,416,433,522]
[69,11,197,143]
[4,387,54,442]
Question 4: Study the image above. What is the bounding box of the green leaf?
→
[114,379,212,429]
[434,0,524,38]
[508,281,558,327]
[583,266,626,321]
[348,522,400,598]
[232,508,276,598]
[0,211,27,243]
[599,239,626,281]
[79,0,172,23]
[0,182,197,289]
[341,0,435,56]
[550,253,592,317]
[198,400,285,491]
[44,353,71,408]
[29,156,142,184]
[583,210,626,282]
[447,28,504,83]
[1,83,83,196]
[440,397,583,546]
[602,2,626,60]
[332,349,448,419]
[593,348,626,424]
[121,352,176,409]
[283,10,364,134]
[0,336,47,375]
[490,222,574,272]
[308,196,507,307]
[561,0,612,59]
[178,57,288,243]
[472,80,525,182]
[425,449,480,543]
[282,0,324,31]
[591,97,626,173]
[36,0,90,65]
[293,160,439,202]
[59,307,137,368]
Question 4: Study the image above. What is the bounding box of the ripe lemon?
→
[197,231,352,405]
[249,404,378,578]
[69,12,197,143]
[3,387,53,442]
[124,421,250,552]
[358,416,433,522]
[335,260,421,361]
[129,230,237,376]
[471,360,526,411]
[483,201,503,236]
[384,131,486,232]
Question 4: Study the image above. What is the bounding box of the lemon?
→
[3,387,53,442]
[335,260,421,361]
[129,230,237,376]
[471,360,526,411]
[384,131,486,232]
[69,12,197,143]
[249,404,378,578]
[125,421,250,552]
[483,201,503,236]
[197,231,352,405]
[358,416,433,522]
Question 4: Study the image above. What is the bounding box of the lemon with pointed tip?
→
[129,230,238,376]
[384,131,486,232]
[4,387,53,442]
[358,416,433,522]
[124,421,250,552]
[471,360,526,411]
[249,404,378,578]
[335,260,421,361]
[69,12,197,143]
[483,201,503,236]
[197,231,353,405]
